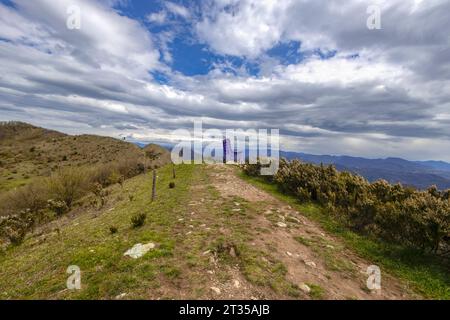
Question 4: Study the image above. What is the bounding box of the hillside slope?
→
[2,164,441,300]
[0,122,168,192]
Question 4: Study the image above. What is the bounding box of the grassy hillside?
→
[0,123,447,300]
[0,165,195,299]
[0,122,167,193]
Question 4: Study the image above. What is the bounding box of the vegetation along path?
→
[0,164,423,299]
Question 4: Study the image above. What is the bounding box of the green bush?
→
[131,213,147,228]
[244,158,450,253]
[0,209,35,245]
[47,199,69,216]
[0,156,148,245]
[47,167,88,208]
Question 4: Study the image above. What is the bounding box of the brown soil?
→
[208,165,419,300]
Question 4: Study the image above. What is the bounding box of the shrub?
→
[0,209,35,245]
[0,156,148,245]
[245,158,450,253]
[107,171,123,186]
[91,164,115,187]
[109,226,118,234]
[131,213,147,228]
[47,199,69,216]
[0,182,49,216]
[47,167,88,208]
[169,182,175,189]
[92,183,108,208]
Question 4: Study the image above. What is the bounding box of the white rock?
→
[299,283,311,294]
[326,245,335,249]
[124,243,156,259]
[210,287,221,295]
[202,250,211,256]
[115,293,127,299]
[286,251,293,257]
[288,216,301,223]
[232,208,241,212]
[233,280,241,288]
[234,202,241,206]
[277,222,287,228]
[305,261,317,268]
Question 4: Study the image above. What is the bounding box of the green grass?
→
[240,172,450,300]
[0,164,196,299]
[307,283,325,299]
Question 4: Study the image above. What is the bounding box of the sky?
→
[0,0,450,160]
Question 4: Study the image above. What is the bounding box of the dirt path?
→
[209,165,419,300]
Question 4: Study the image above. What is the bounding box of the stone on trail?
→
[233,280,241,288]
[287,216,301,224]
[305,261,317,268]
[124,243,156,259]
[115,293,128,300]
[299,283,311,294]
[210,287,221,295]
[277,222,287,228]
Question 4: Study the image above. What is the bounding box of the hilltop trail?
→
[208,165,419,300]
[0,164,420,300]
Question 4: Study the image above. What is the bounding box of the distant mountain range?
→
[132,140,450,190]
[280,151,450,190]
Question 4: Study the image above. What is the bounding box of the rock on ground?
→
[124,243,156,259]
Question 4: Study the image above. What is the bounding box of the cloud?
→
[0,0,450,161]
[147,11,167,25]
[165,2,190,19]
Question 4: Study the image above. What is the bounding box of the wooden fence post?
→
[152,169,157,202]
[173,164,176,179]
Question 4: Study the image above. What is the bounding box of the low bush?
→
[47,199,69,216]
[244,159,450,254]
[0,155,147,245]
[0,209,35,245]
[47,167,88,208]
[131,213,147,228]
